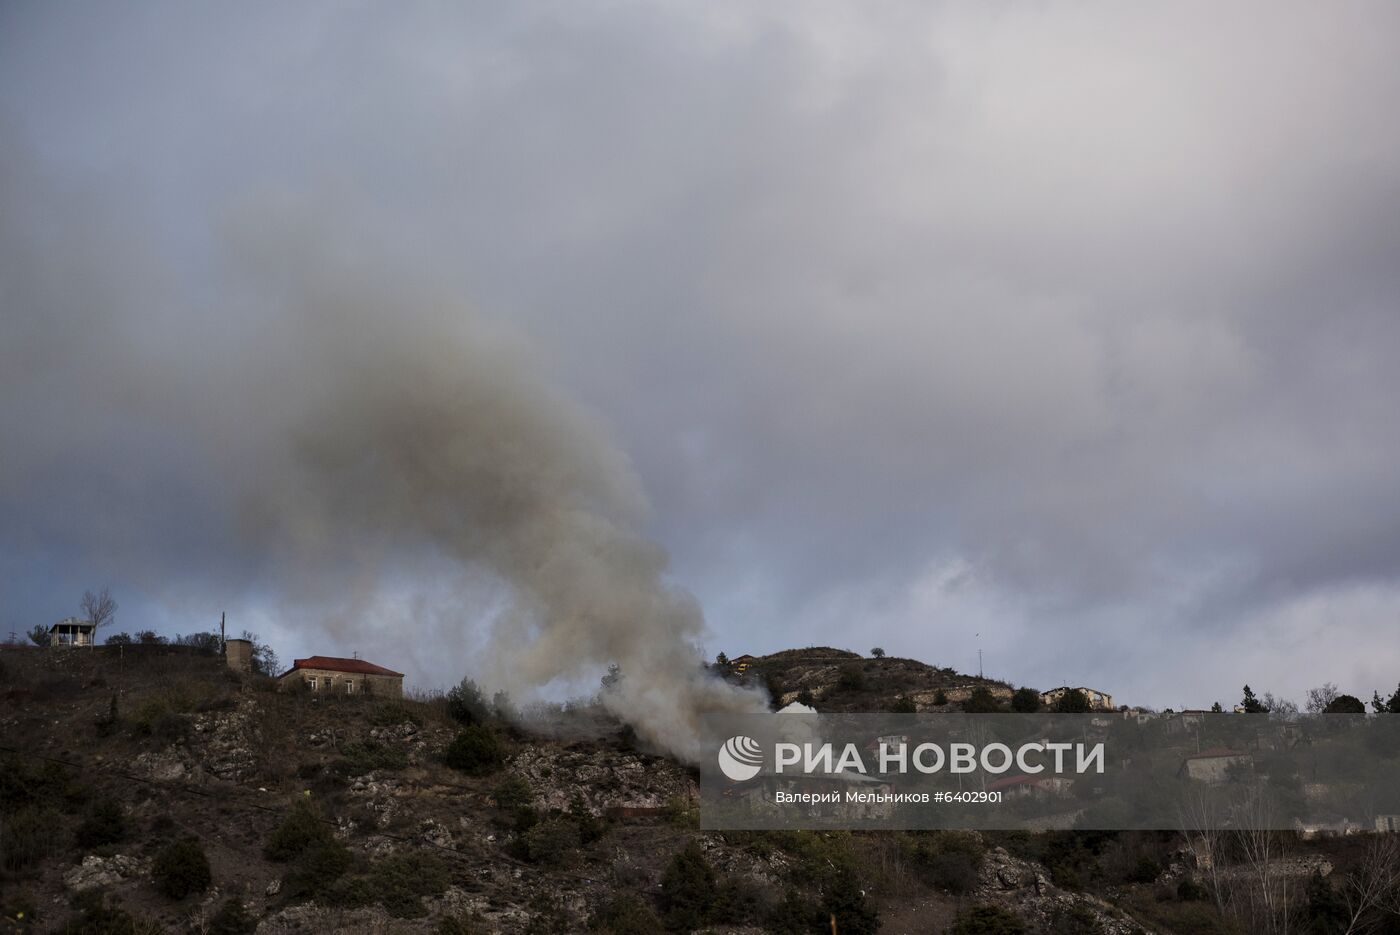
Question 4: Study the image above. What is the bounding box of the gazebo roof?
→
[49,617,95,633]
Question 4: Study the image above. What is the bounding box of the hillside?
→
[0,644,1385,934]
[731,647,1015,712]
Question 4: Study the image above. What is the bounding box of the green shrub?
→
[1,805,59,875]
[659,842,719,931]
[446,679,489,725]
[1010,687,1042,713]
[962,687,1003,713]
[438,913,488,935]
[820,867,880,935]
[284,843,353,900]
[264,799,334,861]
[591,894,663,934]
[364,853,450,918]
[948,904,1027,935]
[152,712,191,745]
[933,689,949,706]
[1128,855,1163,884]
[1177,877,1208,902]
[902,831,986,894]
[523,819,580,868]
[764,889,822,935]
[889,695,918,713]
[0,889,37,930]
[151,837,212,899]
[837,665,866,692]
[443,725,506,775]
[512,805,540,834]
[371,702,422,727]
[57,890,162,935]
[491,775,533,809]
[334,739,408,775]
[208,897,256,935]
[1048,903,1105,934]
[75,799,128,849]
[569,794,605,846]
[325,853,450,919]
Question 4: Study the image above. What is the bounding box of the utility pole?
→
[220,612,226,653]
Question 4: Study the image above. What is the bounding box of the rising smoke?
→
[0,178,768,763]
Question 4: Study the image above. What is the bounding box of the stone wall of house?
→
[278,667,403,698]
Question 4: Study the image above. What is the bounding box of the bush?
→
[1177,878,1208,902]
[363,853,450,919]
[902,831,986,894]
[836,665,866,692]
[371,702,422,727]
[439,913,488,935]
[491,775,533,810]
[209,897,257,935]
[443,725,506,775]
[1047,903,1104,934]
[569,793,605,845]
[151,837,212,899]
[933,689,949,706]
[659,842,719,931]
[592,894,663,934]
[152,712,191,745]
[948,904,1027,935]
[334,739,408,775]
[57,890,162,935]
[75,799,127,848]
[889,695,917,714]
[264,799,334,861]
[1128,855,1163,884]
[962,687,1003,713]
[1010,687,1042,713]
[283,842,352,900]
[820,867,879,935]
[523,819,580,868]
[446,678,489,725]
[1,805,59,875]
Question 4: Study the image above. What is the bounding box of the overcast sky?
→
[3,2,1399,710]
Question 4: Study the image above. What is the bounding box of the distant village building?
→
[1179,748,1253,784]
[1039,686,1115,711]
[277,656,404,698]
[49,617,95,648]
[987,774,1075,801]
[728,654,757,675]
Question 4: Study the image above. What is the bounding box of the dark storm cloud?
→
[3,1,1400,708]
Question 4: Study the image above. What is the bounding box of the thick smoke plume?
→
[0,185,768,762]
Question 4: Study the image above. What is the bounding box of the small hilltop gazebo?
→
[49,617,96,648]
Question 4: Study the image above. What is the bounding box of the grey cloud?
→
[3,1,1400,710]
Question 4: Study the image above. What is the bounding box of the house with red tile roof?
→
[277,655,404,698]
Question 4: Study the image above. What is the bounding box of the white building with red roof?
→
[277,655,404,698]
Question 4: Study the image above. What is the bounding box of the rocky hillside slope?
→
[0,643,1373,934]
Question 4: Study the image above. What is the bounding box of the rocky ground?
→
[0,644,1379,934]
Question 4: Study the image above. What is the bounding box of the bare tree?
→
[1342,834,1400,935]
[1306,683,1341,714]
[1180,786,1231,915]
[1230,783,1295,934]
[80,588,118,642]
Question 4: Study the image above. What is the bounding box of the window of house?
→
[308,677,317,691]
[346,680,355,694]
